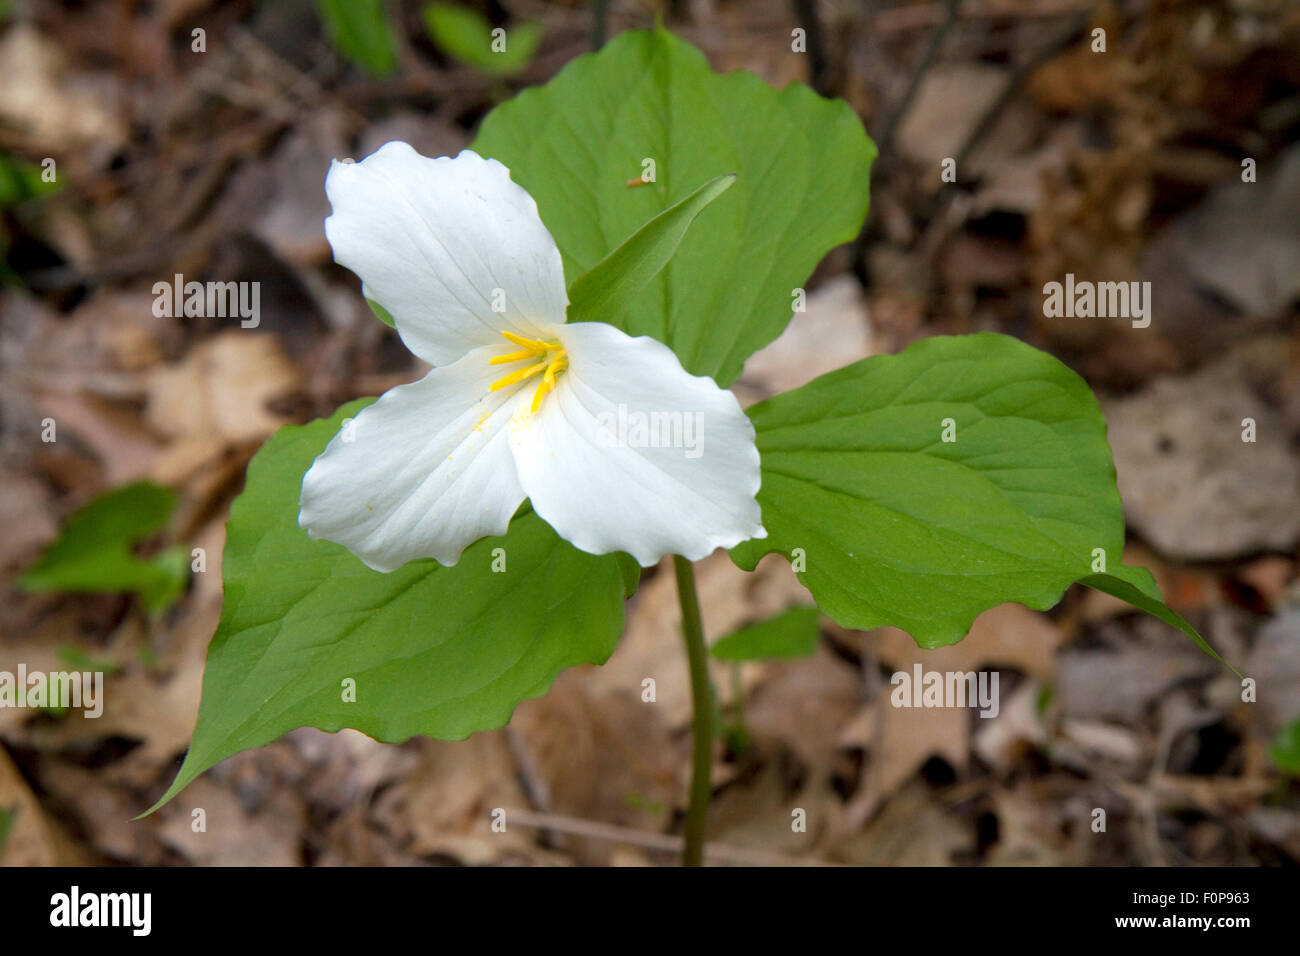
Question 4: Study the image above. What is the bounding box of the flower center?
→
[488,330,568,413]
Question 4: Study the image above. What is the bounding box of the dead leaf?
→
[843,695,968,827]
[1104,360,1300,560]
[834,781,972,865]
[589,552,810,730]
[739,276,874,399]
[0,24,125,157]
[157,776,304,866]
[865,602,1064,683]
[974,679,1048,774]
[0,746,89,865]
[895,64,1010,167]
[145,330,302,446]
[1058,646,1214,724]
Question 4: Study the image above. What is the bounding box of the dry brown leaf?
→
[36,391,165,484]
[1058,645,1214,724]
[0,24,125,155]
[739,276,874,399]
[0,468,56,573]
[509,671,680,841]
[0,746,89,865]
[744,645,862,771]
[895,64,1010,167]
[157,776,304,866]
[834,781,972,865]
[708,763,835,861]
[864,602,1063,683]
[375,734,550,866]
[12,597,215,780]
[984,784,1070,866]
[589,552,810,730]
[974,679,1048,774]
[35,759,165,863]
[145,332,301,464]
[1104,360,1300,560]
[843,696,969,828]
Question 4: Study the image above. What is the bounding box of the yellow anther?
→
[489,329,568,411]
[529,355,568,412]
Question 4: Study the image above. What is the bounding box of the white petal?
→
[324,144,568,366]
[299,346,531,571]
[508,322,766,565]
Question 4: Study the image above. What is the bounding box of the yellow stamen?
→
[530,355,568,413]
[489,359,548,391]
[488,348,538,366]
[488,330,568,412]
[501,330,563,351]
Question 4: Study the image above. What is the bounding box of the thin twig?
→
[877,0,962,153]
[792,0,830,95]
[591,0,608,50]
[955,9,1090,168]
[506,809,841,866]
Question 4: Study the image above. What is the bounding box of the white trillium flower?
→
[299,143,766,572]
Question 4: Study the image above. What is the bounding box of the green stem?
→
[728,661,750,757]
[673,554,711,867]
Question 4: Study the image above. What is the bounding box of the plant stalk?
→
[672,554,711,866]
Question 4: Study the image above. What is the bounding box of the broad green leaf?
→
[711,606,820,661]
[317,0,398,76]
[732,333,1226,659]
[20,482,187,612]
[145,401,629,814]
[422,3,541,75]
[1271,717,1300,776]
[472,27,875,386]
[567,173,735,324]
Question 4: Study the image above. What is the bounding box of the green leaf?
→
[732,333,1227,660]
[711,606,820,661]
[472,27,875,385]
[616,552,642,598]
[1270,717,1300,776]
[57,646,123,676]
[0,806,12,861]
[20,483,187,612]
[145,400,629,814]
[366,297,396,328]
[0,154,60,207]
[567,173,735,324]
[423,3,541,75]
[1082,568,1238,676]
[317,0,398,76]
